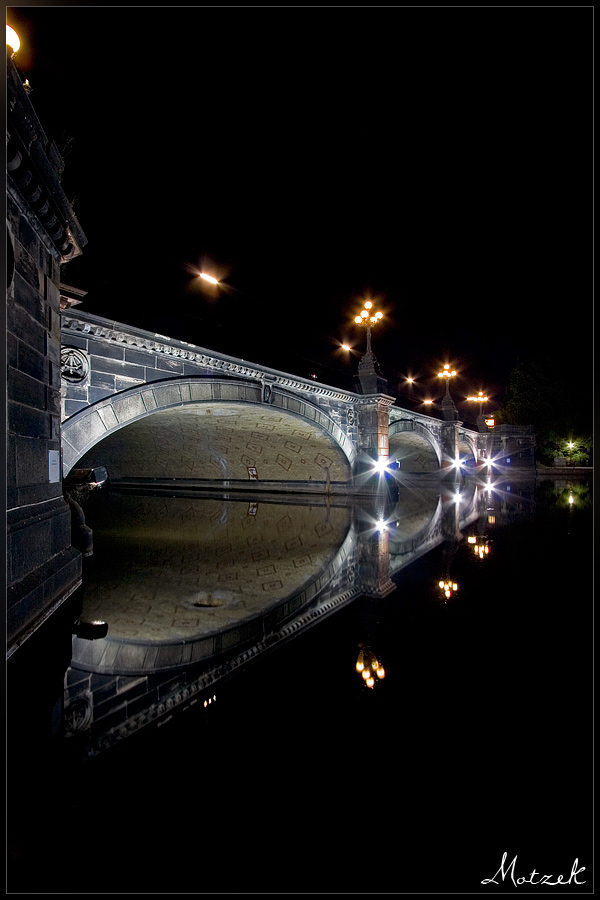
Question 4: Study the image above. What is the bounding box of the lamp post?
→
[467,390,490,432]
[437,363,458,421]
[6,25,20,55]
[354,301,383,355]
[353,301,387,394]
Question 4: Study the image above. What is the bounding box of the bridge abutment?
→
[7,53,87,657]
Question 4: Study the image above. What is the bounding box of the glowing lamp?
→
[7,25,20,54]
[364,301,373,309]
[354,316,362,324]
[200,272,219,285]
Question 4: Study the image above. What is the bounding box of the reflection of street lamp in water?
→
[438,579,458,602]
[355,643,385,689]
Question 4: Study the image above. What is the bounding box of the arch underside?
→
[389,429,441,472]
[459,438,477,466]
[69,400,352,484]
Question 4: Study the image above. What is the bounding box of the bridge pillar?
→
[353,394,395,481]
[440,420,461,473]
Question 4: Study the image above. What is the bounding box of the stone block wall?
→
[6,52,87,653]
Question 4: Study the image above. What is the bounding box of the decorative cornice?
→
[7,54,87,261]
[61,311,363,405]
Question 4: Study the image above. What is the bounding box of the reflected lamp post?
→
[467,534,492,559]
[438,579,458,602]
[355,643,385,689]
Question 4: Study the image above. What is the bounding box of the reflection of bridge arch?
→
[69,496,357,675]
[388,488,442,555]
[388,419,442,472]
[61,378,355,481]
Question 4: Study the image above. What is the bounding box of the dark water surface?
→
[8,475,593,895]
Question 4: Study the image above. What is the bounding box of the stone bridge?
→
[60,310,487,488]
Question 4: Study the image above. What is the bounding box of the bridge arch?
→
[458,432,478,468]
[61,377,355,482]
[388,419,442,472]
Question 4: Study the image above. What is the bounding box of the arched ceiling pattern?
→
[79,495,352,642]
[389,432,440,473]
[75,403,352,482]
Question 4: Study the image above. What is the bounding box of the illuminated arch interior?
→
[74,402,352,483]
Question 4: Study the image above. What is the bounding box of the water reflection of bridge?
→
[64,476,531,756]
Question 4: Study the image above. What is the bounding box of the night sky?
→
[7,6,593,421]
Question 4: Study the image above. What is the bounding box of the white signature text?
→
[482,852,586,887]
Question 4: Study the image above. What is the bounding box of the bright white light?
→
[200,273,219,284]
[376,518,387,533]
[6,25,20,53]
[372,457,389,474]
[341,344,351,351]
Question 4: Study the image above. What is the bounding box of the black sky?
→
[7,5,593,419]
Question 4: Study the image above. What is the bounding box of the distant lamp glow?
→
[199,272,219,285]
[438,364,457,379]
[341,343,351,351]
[360,309,369,318]
[6,25,20,54]
[364,301,373,309]
[354,316,362,324]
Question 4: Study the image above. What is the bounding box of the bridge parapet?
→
[60,311,487,480]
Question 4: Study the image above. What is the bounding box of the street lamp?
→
[354,301,383,354]
[467,390,489,416]
[467,390,491,432]
[199,272,219,285]
[438,363,457,395]
[353,300,387,394]
[437,363,458,421]
[6,25,20,55]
